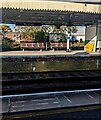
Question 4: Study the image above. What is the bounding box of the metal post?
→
[96,60,99,68]
[65,34,70,52]
[97,20,101,52]
[8,98,11,112]
[46,42,48,51]
[67,34,70,52]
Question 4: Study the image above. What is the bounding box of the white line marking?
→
[53,102,59,104]
[37,102,48,105]
[55,95,60,101]
[86,93,94,99]
[12,98,56,104]
[12,101,25,104]
[63,95,71,103]
[31,98,56,102]
[12,105,25,108]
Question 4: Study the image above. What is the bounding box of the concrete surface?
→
[0,50,101,57]
[2,90,101,113]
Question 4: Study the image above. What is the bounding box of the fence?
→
[50,42,67,49]
[20,42,67,50]
[20,42,45,50]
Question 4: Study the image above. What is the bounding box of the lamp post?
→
[66,14,73,52]
[66,34,70,52]
[65,30,70,52]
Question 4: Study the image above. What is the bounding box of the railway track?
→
[1,70,101,95]
[2,70,101,81]
[1,70,101,119]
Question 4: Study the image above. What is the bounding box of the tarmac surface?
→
[2,89,101,113]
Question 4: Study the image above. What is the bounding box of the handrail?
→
[0,88,100,99]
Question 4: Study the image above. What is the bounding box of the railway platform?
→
[0,50,101,57]
[1,89,101,120]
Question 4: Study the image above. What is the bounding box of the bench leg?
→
[40,49,42,51]
[52,48,55,51]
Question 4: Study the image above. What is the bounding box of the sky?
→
[77,26,85,35]
[0,23,15,30]
[7,24,15,30]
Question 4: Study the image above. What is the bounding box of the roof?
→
[0,0,101,14]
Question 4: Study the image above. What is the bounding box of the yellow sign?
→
[84,43,94,53]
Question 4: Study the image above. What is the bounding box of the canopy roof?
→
[0,0,101,26]
[0,0,100,13]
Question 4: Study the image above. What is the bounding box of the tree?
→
[60,25,78,34]
[0,24,11,33]
[14,25,78,42]
[68,26,78,33]
[41,25,56,34]
[2,37,13,51]
[35,31,45,42]
[60,26,68,34]
[20,26,41,41]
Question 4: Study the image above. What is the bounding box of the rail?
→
[1,88,100,98]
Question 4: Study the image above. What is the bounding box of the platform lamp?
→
[66,14,73,52]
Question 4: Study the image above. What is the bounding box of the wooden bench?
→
[50,42,67,49]
[20,42,45,50]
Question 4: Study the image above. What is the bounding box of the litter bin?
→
[84,43,94,53]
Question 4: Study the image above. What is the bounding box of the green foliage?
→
[69,26,78,33]
[16,25,78,42]
[2,37,14,51]
[42,25,56,33]
[60,26,68,34]
[61,34,67,42]
[35,31,45,42]
[0,24,11,33]
[60,26,78,34]
[0,24,13,51]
